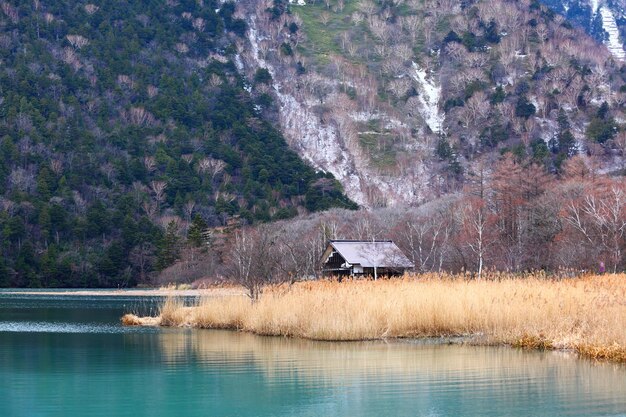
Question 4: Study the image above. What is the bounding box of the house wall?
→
[362,267,409,277]
[325,251,346,270]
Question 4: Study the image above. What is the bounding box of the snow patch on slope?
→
[411,63,444,133]
[598,6,625,60]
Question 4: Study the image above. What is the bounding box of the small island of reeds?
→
[122,273,626,363]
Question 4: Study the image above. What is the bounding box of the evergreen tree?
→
[157,221,182,269]
[188,215,209,248]
[557,109,577,157]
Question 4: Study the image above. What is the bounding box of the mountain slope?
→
[540,0,625,60]
[0,0,355,287]
[234,0,625,208]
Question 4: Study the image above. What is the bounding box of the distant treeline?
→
[158,155,625,295]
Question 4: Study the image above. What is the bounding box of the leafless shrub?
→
[156,248,219,286]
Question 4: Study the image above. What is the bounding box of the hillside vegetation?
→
[237,0,626,206]
[540,0,625,56]
[0,0,355,287]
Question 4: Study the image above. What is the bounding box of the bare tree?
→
[274,222,322,282]
[147,85,159,98]
[84,4,99,14]
[50,159,64,176]
[396,200,455,273]
[127,107,157,127]
[562,180,626,272]
[183,200,196,222]
[228,226,279,300]
[130,243,156,284]
[100,163,116,182]
[66,34,89,49]
[73,191,87,214]
[460,197,496,279]
[150,181,167,211]
[143,156,156,173]
[197,157,226,183]
[142,201,158,221]
[614,131,626,173]
[8,168,36,194]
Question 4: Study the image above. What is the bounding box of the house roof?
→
[326,240,414,268]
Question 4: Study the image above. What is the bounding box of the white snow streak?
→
[411,62,444,134]
[598,6,625,60]
[245,18,367,205]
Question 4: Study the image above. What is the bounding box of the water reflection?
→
[139,329,626,416]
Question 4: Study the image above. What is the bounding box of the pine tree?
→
[188,215,209,247]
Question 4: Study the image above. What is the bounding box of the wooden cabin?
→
[320,240,414,278]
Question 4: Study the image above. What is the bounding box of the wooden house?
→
[320,240,414,278]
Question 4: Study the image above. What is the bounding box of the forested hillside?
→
[0,0,355,287]
[539,0,625,59]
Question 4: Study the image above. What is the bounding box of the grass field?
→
[122,273,626,362]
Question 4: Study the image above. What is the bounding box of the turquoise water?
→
[1,293,626,417]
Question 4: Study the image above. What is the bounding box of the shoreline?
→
[0,287,246,297]
[121,274,626,363]
[122,314,620,363]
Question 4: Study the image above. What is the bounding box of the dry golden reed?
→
[124,273,626,362]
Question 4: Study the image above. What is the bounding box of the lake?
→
[1,291,625,417]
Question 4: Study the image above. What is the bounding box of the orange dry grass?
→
[121,313,160,326]
[158,296,192,326]
[124,273,626,362]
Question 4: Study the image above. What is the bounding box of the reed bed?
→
[122,273,626,362]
